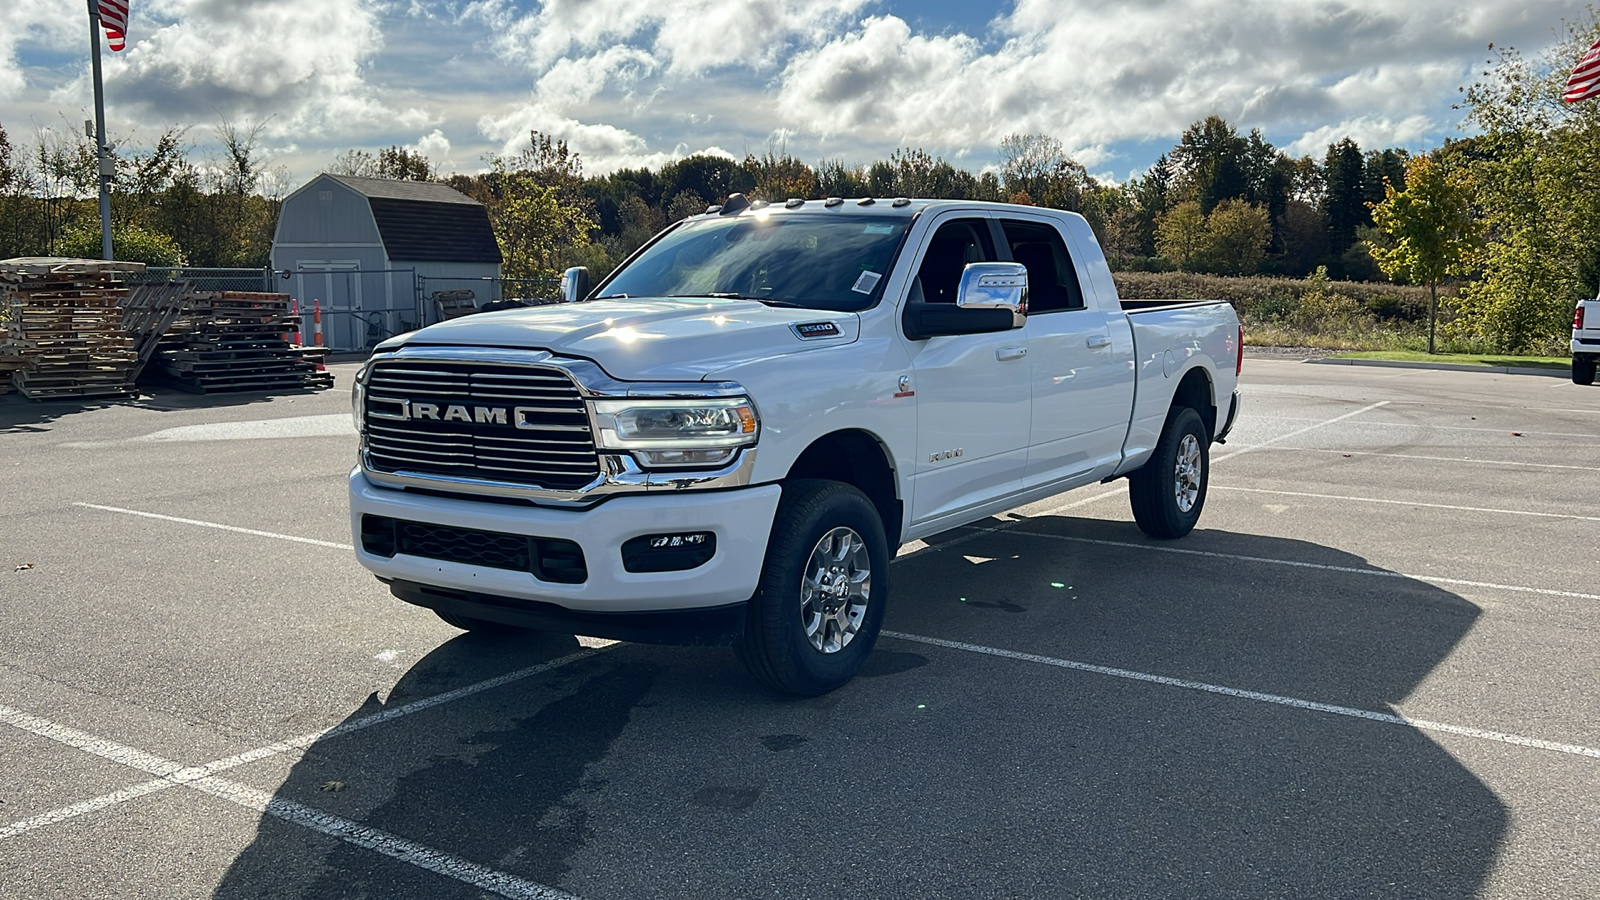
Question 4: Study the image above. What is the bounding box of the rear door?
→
[1001,214,1135,488]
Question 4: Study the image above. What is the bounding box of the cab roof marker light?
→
[786,198,805,208]
[751,199,770,210]
[705,204,723,214]
[892,197,911,207]
[824,197,844,208]
[857,197,876,206]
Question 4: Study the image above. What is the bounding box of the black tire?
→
[1128,406,1210,539]
[1574,354,1597,386]
[434,610,530,636]
[737,479,890,696]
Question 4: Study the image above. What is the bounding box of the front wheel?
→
[1128,406,1210,539]
[1574,354,1597,386]
[737,480,889,696]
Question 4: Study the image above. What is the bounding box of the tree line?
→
[3,18,1597,354]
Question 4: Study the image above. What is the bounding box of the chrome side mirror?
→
[559,266,591,303]
[956,262,1027,326]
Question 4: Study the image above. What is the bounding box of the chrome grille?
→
[362,359,599,490]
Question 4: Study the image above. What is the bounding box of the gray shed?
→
[271,174,503,351]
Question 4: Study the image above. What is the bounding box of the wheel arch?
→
[1171,365,1217,438]
[784,429,903,549]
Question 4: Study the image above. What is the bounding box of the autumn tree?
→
[1155,201,1209,270]
[1205,200,1273,275]
[1450,20,1600,353]
[1368,154,1477,353]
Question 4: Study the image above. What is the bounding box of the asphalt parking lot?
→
[2,357,1597,900]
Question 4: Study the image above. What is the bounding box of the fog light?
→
[634,448,737,468]
[622,531,717,573]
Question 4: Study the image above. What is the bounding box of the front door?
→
[905,216,1032,527]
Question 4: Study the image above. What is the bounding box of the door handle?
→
[1086,334,1112,349]
[996,346,1028,361]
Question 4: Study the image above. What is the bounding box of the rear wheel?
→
[737,480,889,696]
[1129,406,1210,539]
[1574,354,1597,386]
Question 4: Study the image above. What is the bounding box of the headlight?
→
[351,364,370,433]
[590,397,759,468]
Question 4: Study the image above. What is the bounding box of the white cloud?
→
[7,0,1595,185]
[1287,115,1437,159]
[46,0,432,140]
[472,0,870,75]
[408,128,455,170]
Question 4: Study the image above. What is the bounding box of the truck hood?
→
[389,298,860,381]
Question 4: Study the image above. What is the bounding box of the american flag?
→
[1566,37,1600,103]
[98,0,129,52]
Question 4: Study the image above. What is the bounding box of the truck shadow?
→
[213,522,1505,900]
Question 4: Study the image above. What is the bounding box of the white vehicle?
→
[349,197,1242,694]
[1574,296,1599,385]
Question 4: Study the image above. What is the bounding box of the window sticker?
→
[862,224,896,234]
[851,271,883,294]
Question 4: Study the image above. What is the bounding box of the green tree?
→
[1171,116,1249,213]
[1368,154,1477,353]
[58,222,187,266]
[1205,200,1273,275]
[1322,137,1367,269]
[490,172,596,281]
[1155,200,1209,270]
[742,148,817,200]
[1451,21,1600,353]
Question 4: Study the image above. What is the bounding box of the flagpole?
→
[86,0,113,261]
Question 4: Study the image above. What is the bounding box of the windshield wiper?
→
[674,293,809,309]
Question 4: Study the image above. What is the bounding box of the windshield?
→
[594,214,911,312]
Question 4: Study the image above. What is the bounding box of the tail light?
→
[1577,305,1587,330]
[1237,325,1244,376]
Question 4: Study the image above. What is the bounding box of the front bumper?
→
[349,469,781,617]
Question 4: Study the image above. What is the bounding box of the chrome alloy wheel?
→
[1174,433,1202,513]
[800,526,872,654]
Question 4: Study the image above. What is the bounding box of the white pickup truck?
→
[1575,297,1599,385]
[349,197,1241,694]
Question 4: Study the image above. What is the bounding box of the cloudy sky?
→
[0,0,1591,190]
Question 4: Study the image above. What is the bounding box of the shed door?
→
[296,261,363,351]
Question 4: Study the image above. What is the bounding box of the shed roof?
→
[318,174,502,264]
[325,174,483,205]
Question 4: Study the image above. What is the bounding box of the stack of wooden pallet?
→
[151,291,333,394]
[1,258,145,400]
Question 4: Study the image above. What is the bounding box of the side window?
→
[1000,219,1085,313]
[914,218,995,304]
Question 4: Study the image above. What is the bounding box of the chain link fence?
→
[125,267,276,294]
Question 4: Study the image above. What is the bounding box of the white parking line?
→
[1212,486,1600,522]
[1250,447,1600,473]
[1242,414,1600,440]
[194,778,579,900]
[1214,400,1389,462]
[883,631,1600,760]
[0,777,172,840]
[999,530,1600,601]
[0,707,576,900]
[1,647,606,839]
[74,503,349,550]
